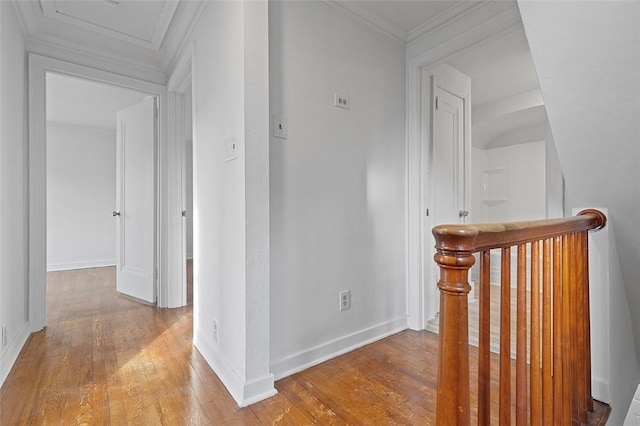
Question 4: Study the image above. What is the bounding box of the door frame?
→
[28,54,167,331]
[164,45,193,308]
[405,5,522,330]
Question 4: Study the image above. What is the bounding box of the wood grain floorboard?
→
[0,267,608,425]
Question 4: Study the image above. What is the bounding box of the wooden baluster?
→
[582,230,594,412]
[516,244,527,424]
[542,238,553,425]
[478,250,491,425]
[530,240,541,425]
[500,247,511,425]
[553,236,563,424]
[561,234,573,424]
[435,250,475,426]
[568,233,580,423]
[575,231,587,422]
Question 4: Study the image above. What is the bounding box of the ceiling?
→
[46,72,145,130]
[40,0,179,50]
[34,0,545,147]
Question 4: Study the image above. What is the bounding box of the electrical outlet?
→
[334,94,351,110]
[339,290,351,311]
[213,319,219,343]
[1,325,6,349]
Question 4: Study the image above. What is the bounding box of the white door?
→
[426,65,471,321]
[115,97,156,303]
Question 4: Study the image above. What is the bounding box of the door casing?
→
[405,5,523,330]
[28,54,167,330]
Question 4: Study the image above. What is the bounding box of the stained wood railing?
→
[433,209,607,425]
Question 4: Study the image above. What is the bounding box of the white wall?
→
[472,140,546,223]
[46,122,116,271]
[519,1,640,423]
[0,1,30,385]
[187,0,273,406]
[269,1,407,379]
[545,124,564,218]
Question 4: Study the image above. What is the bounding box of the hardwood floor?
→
[1,267,609,425]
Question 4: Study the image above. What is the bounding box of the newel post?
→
[434,246,475,426]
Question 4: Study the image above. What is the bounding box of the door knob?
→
[182,210,187,217]
[112,211,121,217]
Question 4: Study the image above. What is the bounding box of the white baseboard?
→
[592,378,610,404]
[193,328,277,407]
[271,316,409,381]
[0,320,31,387]
[47,259,116,272]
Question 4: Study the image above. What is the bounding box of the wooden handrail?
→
[433,209,606,425]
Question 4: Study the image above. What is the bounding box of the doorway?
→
[407,22,564,331]
[28,54,166,330]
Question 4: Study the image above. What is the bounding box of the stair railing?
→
[433,209,607,425]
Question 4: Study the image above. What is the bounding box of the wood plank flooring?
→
[1,267,609,425]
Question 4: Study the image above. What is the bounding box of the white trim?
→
[193,328,277,407]
[405,3,523,330]
[0,321,31,386]
[164,44,194,309]
[47,260,116,272]
[163,1,207,77]
[28,53,166,330]
[270,317,408,381]
[408,1,487,44]
[27,36,166,86]
[323,1,406,44]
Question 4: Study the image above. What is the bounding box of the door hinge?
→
[435,96,438,110]
[425,208,430,217]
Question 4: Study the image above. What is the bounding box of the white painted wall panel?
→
[269,1,407,378]
[46,123,116,271]
[520,2,640,423]
[188,0,274,405]
[0,1,30,386]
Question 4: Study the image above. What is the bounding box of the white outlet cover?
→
[273,115,287,139]
[334,93,351,110]
[225,136,238,162]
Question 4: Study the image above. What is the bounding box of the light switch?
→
[273,115,287,139]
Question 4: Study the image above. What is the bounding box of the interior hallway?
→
[0,268,609,424]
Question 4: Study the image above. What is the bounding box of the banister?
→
[433,209,606,253]
[433,209,607,425]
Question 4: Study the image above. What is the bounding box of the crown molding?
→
[39,0,179,50]
[323,1,407,44]
[162,0,207,77]
[407,1,488,43]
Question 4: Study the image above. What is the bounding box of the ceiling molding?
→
[322,1,407,44]
[39,0,179,50]
[407,1,488,43]
[11,0,203,84]
[162,0,208,76]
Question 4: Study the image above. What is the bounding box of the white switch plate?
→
[273,115,287,139]
[225,136,238,162]
[334,94,351,110]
